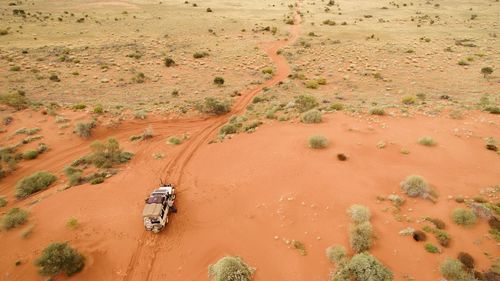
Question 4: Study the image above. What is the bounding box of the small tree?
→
[208,256,254,281]
[214,76,225,86]
[35,242,85,277]
[481,67,493,78]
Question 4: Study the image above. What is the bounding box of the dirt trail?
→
[122,4,303,281]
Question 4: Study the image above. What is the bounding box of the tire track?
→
[123,4,302,281]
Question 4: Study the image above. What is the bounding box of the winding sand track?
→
[122,4,302,281]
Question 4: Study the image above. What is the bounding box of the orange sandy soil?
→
[0,108,499,281]
[1,2,499,281]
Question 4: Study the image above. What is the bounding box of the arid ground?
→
[0,0,499,281]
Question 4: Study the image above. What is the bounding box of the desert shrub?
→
[418,136,436,146]
[457,252,474,270]
[208,256,254,281]
[90,176,104,184]
[348,204,371,224]
[292,240,307,256]
[295,95,318,112]
[434,229,451,247]
[481,67,493,78]
[348,253,393,281]
[74,121,96,138]
[402,95,416,105]
[197,97,231,115]
[330,103,344,111]
[337,153,347,161]
[164,57,175,67]
[22,150,39,160]
[440,258,474,281]
[412,230,427,241]
[64,166,83,186]
[134,109,147,119]
[66,218,79,229]
[193,51,209,58]
[243,121,263,132]
[300,109,322,123]
[369,107,385,115]
[305,80,319,89]
[35,242,85,277]
[1,207,28,229]
[93,104,104,114]
[220,123,239,135]
[0,196,6,207]
[72,103,86,110]
[425,217,446,229]
[424,243,439,253]
[350,221,373,253]
[484,106,500,114]
[168,137,182,145]
[309,135,328,149]
[15,172,57,199]
[400,175,428,197]
[0,91,29,110]
[142,126,154,140]
[10,66,21,71]
[261,67,273,75]
[452,208,476,226]
[89,138,132,169]
[213,76,225,85]
[326,245,346,263]
[20,225,34,239]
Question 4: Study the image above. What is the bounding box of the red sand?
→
[1,2,499,281]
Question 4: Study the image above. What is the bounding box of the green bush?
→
[16,172,57,199]
[369,107,385,115]
[418,136,436,146]
[193,51,209,59]
[400,175,428,197]
[89,138,132,168]
[350,221,373,253]
[1,207,28,229]
[309,135,328,149]
[348,253,393,281]
[168,136,182,145]
[93,104,104,114]
[22,150,39,160]
[330,103,344,111]
[66,218,79,229]
[35,242,85,277]
[295,95,318,112]
[0,91,29,110]
[305,80,319,89]
[424,243,439,253]
[64,166,83,186]
[301,109,322,123]
[74,121,96,138]
[0,196,6,207]
[208,256,254,281]
[197,97,231,115]
[213,76,225,85]
[402,95,416,105]
[452,208,476,226]
[440,258,474,281]
[348,204,371,224]
[220,123,239,135]
[164,57,175,67]
[261,67,273,75]
[243,121,263,132]
[484,105,500,114]
[326,245,346,264]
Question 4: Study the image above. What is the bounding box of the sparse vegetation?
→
[295,95,318,112]
[74,120,96,138]
[326,245,347,263]
[213,76,225,86]
[424,243,439,253]
[440,258,474,281]
[197,97,231,115]
[350,221,373,253]
[208,256,254,281]
[15,172,57,199]
[66,218,79,229]
[0,91,29,110]
[193,51,209,59]
[418,136,436,146]
[35,242,85,277]
[300,109,322,123]
[369,107,385,116]
[0,196,6,207]
[348,204,371,224]
[452,208,476,226]
[1,207,28,230]
[308,135,328,149]
[168,136,182,145]
[402,95,417,105]
[400,175,429,197]
[89,138,133,169]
